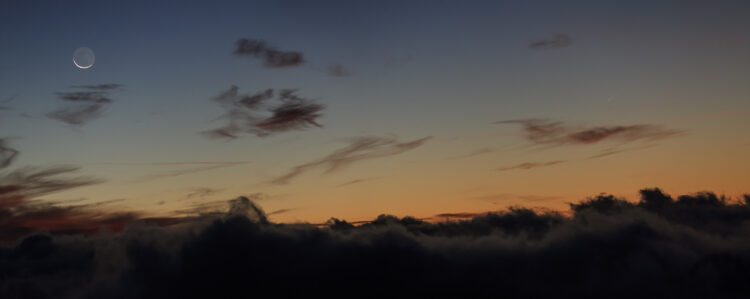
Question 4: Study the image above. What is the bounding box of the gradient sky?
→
[1,0,749,224]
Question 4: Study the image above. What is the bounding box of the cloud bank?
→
[2,188,750,298]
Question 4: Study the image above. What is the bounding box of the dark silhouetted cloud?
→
[0,138,19,169]
[529,34,573,50]
[0,144,114,240]
[326,64,351,77]
[233,38,304,68]
[433,211,486,220]
[271,136,432,184]
[203,86,324,139]
[47,84,122,126]
[497,160,566,171]
[3,188,750,298]
[55,91,112,104]
[496,118,684,146]
[69,83,123,90]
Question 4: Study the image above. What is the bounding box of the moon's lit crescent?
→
[73,58,91,69]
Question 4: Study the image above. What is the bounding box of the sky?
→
[1,0,750,225]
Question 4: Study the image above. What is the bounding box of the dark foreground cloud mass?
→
[2,188,750,298]
[233,38,304,68]
[203,86,324,139]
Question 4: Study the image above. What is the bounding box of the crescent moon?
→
[73,47,95,69]
[73,59,92,69]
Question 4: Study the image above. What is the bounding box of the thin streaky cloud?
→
[529,34,573,50]
[497,160,566,171]
[496,118,684,147]
[137,164,249,181]
[271,136,432,185]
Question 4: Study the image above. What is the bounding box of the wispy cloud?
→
[47,83,122,126]
[94,161,251,166]
[475,193,564,203]
[271,136,432,184]
[233,38,304,68]
[69,84,123,90]
[203,86,324,139]
[138,163,250,181]
[326,64,352,77]
[529,34,573,50]
[268,208,296,216]
[186,187,222,199]
[0,138,19,169]
[497,160,566,171]
[334,178,378,188]
[496,119,684,146]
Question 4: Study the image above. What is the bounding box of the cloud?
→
[475,193,564,203]
[69,84,123,90]
[203,86,325,139]
[94,161,252,166]
[47,84,122,126]
[496,118,684,147]
[326,64,352,77]
[446,147,494,160]
[3,188,750,298]
[334,178,378,188]
[138,162,250,181]
[0,154,112,240]
[529,34,573,50]
[54,92,113,104]
[0,138,19,169]
[233,38,304,68]
[267,208,296,216]
[271,136,432,184]
[46,104,106,125]
[186,188,222,199]
[497,160,566,171]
